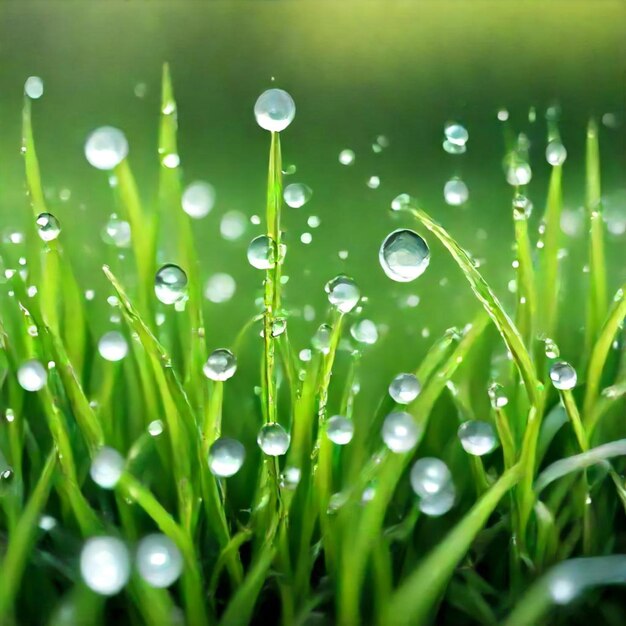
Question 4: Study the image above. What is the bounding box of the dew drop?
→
[326,415,354,445]
[546,141,567,166]
[208,438,245,477]
[419,482,456,517]
[98,331,128,362]
[202,349,237,381]
[102,214,131,248]
[487,382,509,409]
[254,89,295,132]
[136,534,183,588]
[155,264,188,305]
[220,211,247,241]
[339,149,355,165]
[444,123,468,149]
[325,275,360,313]
[35,212,61,242]
[443,178,469,206]
[247,235,276,270]
[257,423,290,456]
[350,319,379,345]
[512,194,533,220]
[458,420,497,456]
[366,175,380,189]
[90,446,125,489]
[381,412,420,453]
[280,466,301,489]
[24,76,44,99]
[182,181,215,219]
[204,273,236,303]
[388,373,421,404]
[148,420,164,437]
[391,193,411,212]
[17,359,47,392]
[410,457,452,498]
[506,160,532,186]
[544,338,560,359]
[161,153,180,169]
[549,361,577,390]
[284,183,312,208]
[85,127,128,170]
[379,229,430,282]
[312,324,332,353]
[80,537,130,596]
[271,317,287,337]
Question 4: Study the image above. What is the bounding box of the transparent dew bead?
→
[102,214,132,248]
[90,446,125,489]
[312,324,332,353]
[84,126,128,170]
[410,457,452,498]
[325,275,360,313]
[381,412,420,453]
[379,229,430,282]
[35,213,61,242]
[443,178,469,206]
[549,361,577,390]
[506,160,532,186]
[389,373,421,404]
[17,359,47,392]
[512,194,533,220]
[280,466,301,490]
[391,193,411,212]
[271,317,287,337]
[204,273,236,303]
[136,534,183,588]
[458,420,498,456]
[182,181,215,219]
[350,319,379,345]
[154,264,188,305]
[338,149,355,165]
[488,382,509,409]
[203,349,237,381]
[254,89,295,132]
[444,123,468,147]
[247,235,276,270]
[24,76,44,99]
[98,331,128,362]
[419,482,456,517]
[546,141,567,166]
[257,423,290,456]
[208,438,245,477]
[283,183,312,208]
[80,536,130,596]
[326,415,354,445]
[544,337,560,359]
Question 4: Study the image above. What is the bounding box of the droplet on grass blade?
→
[247,235,277,270]
[280,466,301,489]
[257,423,290,456]
[80,537,130,596]
[325,275,360,313]
[443,178,468,206]
[312,324,332,353]
[458,420,497,456]
[155,264,188,305]
[506,160,532,186]
[182,181,215,219]
[98,331,128,362]
[546,141,567,166]
[24,76,44,99]
[410,457,452,498]
[36,212,60,242]
[544,338,560,359]
[208,438,245,477]
[388,373,421,404]
[203,349,237,381]
[379,229,430,282]
[85,126,128,170]
[17,359,47,392]
[549,361,577,390]
[382,412,420,453]
[512,194,533,220]
[90,447,125,489]
[254,89,295,132]
[326,415,354,445]
[487,382,508,409]
[136,534,183,588]
[284,183,312,208]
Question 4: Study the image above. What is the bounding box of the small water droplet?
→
[544,338,560,359]
[85,127,128,170]
[271,317,287,337]
[381,412,420,453]
[24,76,44,99]
[81,537,130,596]
[497,108,509,121]
[35,212,61,242]
[203,349,237,381]
[300,232,313,245]
[350,319,378,345]
[102,214,131,248]
[458,420,497,455]
[546,141,567,166]
[488,382,509,409]
[17,359,47,392]
[161,153,180,169]
[379,229,430,282]
[549,361,577,390]
[204,273,236,303]
[208,438,245,477]
[325,275,360,313]
[247,235,277,270]
[443,178,469,206]
[389,373,421,404]
[284,183,312,208]
[444,123,468,152]
[338,149,355,165]
[254,89,295,132]
[148,420,164,436]
[512,194,533,220]
[136,534,183,588]
[182,181,215,218]
[257,423,290,456]
[366,175,380,189]
[390,193,411,212]
[90,446,124,489]
[312,324,332,353]
[326,415,354,445]
[307,215,321,228]
[219,210,247,241]
[98,331,128,362]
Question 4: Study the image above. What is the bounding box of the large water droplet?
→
[257,423,290,456]
[410,457,452,498]
[254,89,295,132]
[155,264,188,305]
[549,361,577,390]
[458,420,497,455]
[247,235,276,270]
[546,141,567,166]
[136,534,183,588]
[419,482,456,516]
[17,359,47,392]
[204,273,236,303]
[208,438,245,477]
[326,415,354,445]
[24,76,44,99]
[379,229,430,282]
[382,412,420,453]
[350,319,379,345]
[90,446,125,489]
[98,331,128,362]
[443,178,469,206]
[182,181,215,219]
[325,275,360,313]
[85,126,128,170]
[203,349,237,381]
[80,536,130,596]
[388,373,421,404]
[36,213,61,242]
[284,183,312,208]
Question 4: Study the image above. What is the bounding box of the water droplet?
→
[325,275,360,313]
[284,183,312,208]
[544,338,560,359]
[488,382,508,409]
[339,149,355,165]
[136,534,183,588]
[148,420,164,436]
[350,319,378,345]
[389,373,421,404]
[39,515,57,531]
[444,123,468,150]
[379,229,430,282]
[102,214,131,248]
[326,415,354,445]
[312,324,332,353]
[271,317,287,337]
[204,273,236,303]
[98,331,128,362]
[419,482,456,516]
[80,537,130,596]
[254,89,295,132]
[307,215,321,228]
[155,264,188,305]
[410,457,452,498]
[161,153,180,169]
[391,193,411,212]
[549,361,577,390]
[17,359,47,392]
[203,349,237,381]
[182,181,215,219]
[300,232,313,245]
[134,82,147,98]
[247,235,276,270]
[24,76,44,99]
[1,467,14,482]
[546,141,567,166]
[217,210,246,241]
[208,438,245,477]
[458,420,497,456]
[506,160,532,186]
[366,175,380,189]
[381,412,420,453]
[497,108,509,122]
[257,423,290,456]
[443,178,469,206]
[35,212,61,242]
[280,466,301,489]
[90,446,125,489]
[512,194,533,220]
[85,126,128,170]
[549,575,578,604]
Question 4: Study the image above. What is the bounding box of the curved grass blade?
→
[513,206,536,347]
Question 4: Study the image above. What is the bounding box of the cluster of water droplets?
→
[410,457,456,516]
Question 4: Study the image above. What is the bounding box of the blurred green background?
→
[0,1,624,410]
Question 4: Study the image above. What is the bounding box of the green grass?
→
[0,66,625,626]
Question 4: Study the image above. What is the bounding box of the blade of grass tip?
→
[380,464,521,626]
[0,449,56,622]
[583,283,626,429]
[584,118,608,355]
[117,472,212,626]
